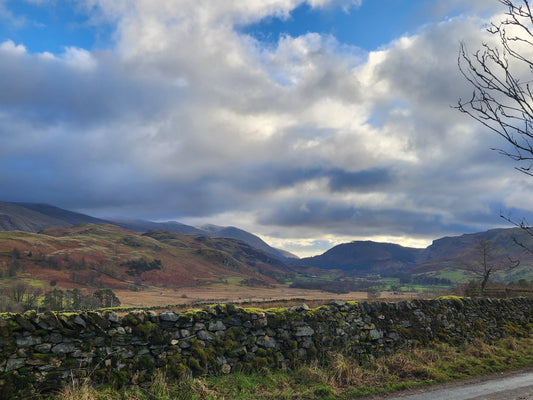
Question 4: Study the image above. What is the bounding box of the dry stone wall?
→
[2,297,533,399]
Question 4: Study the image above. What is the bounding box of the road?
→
[367,370,533,400]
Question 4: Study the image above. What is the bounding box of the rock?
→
[107,312,120,324]
[369,329,383,340]
[256,335,277,349]
[295,326,314,337]
[52,343,76,354]
[197,330,215,341]
[34,343,52,353]
[160,311,179,322]
[208,320,226,332]
[5,358,25,372]
[49,333,63,344]
[74,316,86,328]
[220,363,231,374]
[16,335,42,347]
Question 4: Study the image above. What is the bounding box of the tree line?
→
[0,282,120,313]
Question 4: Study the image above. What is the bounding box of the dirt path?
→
[368,369,533,400]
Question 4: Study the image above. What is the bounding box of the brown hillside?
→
[0,224,291,290]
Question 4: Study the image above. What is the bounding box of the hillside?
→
[0,202,296,261]
[293,228,533,283]
[200,224,297,261]
[109,219,206,236]
[411,228,533,281]
[294,241,423,275]
[0,223,293,290]
[0,202,106,232]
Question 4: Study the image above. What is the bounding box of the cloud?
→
[1,0,532,256]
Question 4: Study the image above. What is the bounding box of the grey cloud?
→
[256,196,513,240]
[0,47,176,127]
[327,168,393,191]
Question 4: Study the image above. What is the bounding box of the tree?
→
[462,240,520,296]
[10,281,28,303]
[93,288,121,308]
[43,289,64,311]
[458,0,533,252]
[458,0,533,175]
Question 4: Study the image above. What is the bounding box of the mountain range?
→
[0,202,295,261]
[1,201,532,286]
[294,227,533,283]
[0,223,292,290]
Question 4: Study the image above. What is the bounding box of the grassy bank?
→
[51,335,533,400]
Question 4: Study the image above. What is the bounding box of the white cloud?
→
[0,39,26,55]
[61,46,97,70]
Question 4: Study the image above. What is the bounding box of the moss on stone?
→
[188,357,204,375]
[122,313,140,326]
[31,353,52,362]
[136,354,155,371]
[109,369,129,389]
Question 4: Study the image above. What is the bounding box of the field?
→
[114,282,424,308]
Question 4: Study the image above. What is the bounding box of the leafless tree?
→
[458,0,533,175]
[458,0,533,244]
[10,281,29,303]
[463,240,520,296]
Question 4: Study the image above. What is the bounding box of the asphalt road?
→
[366,370,533,400]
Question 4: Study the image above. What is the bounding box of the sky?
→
[0,0,532,257]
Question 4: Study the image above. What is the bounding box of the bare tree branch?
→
[457,1,533,176]
[461,239,520,296]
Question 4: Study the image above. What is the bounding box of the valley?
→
[1,202,533,312]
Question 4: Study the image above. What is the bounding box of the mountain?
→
[0,223,293,289]
[293,228,533,283]
[0,202,296,261]
[109,219,205,236]
[0,202,107,232]
[411,228,533,279]
[200,224,298,261]
[294,241,423,275]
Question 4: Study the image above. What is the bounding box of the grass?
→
[50,335,533,400]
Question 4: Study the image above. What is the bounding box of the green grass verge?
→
[50,336,533,400]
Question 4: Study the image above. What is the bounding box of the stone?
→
[49,333,63,344]
[220,363,231,374]
[74,316,86,328]
[295,326,314,337]
[208,320,226,332]
[256,335,277,349]
[197,330,214,341]
[52,343,76,354]
[5,358,25,372]
[160,311,179,322]
[107,312,120,324]
[369,329,383,340]
[16,335,41,347]
[194,322,206,331]
[34,343,52,353]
